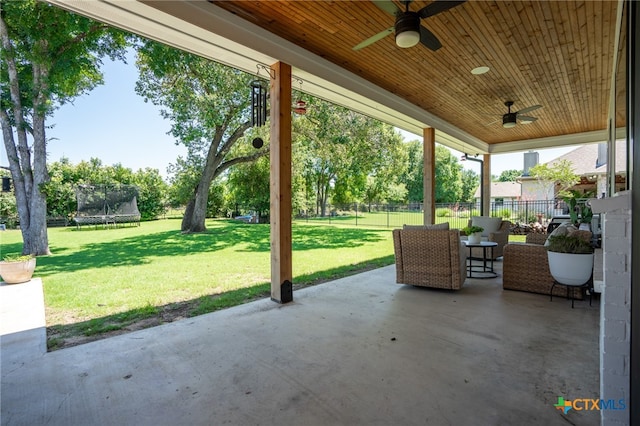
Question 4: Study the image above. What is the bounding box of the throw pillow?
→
[403,222,450,230]
[470,216,501,237]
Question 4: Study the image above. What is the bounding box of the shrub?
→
[468,209,481,217]
[492,208,512,219]
[516,212,538,223]
[435,208,451,217]
[546,234,594,254]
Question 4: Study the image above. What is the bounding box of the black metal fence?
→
[294,200,567,229]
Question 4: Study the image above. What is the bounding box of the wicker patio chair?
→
[502,233,583,299]
[463,218,512,260]
[392,228,467,290]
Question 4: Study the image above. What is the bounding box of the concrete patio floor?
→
[1,262,600,425]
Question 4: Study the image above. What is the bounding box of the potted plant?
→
[462,225,484,244]
[560,189,595,230]
[0,253,36,284]
[545,232,594,286]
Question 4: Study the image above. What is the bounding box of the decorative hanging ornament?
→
[292,77,307,115]
[250,80,268,127]
[293,100,307,115]
[252,137,264,149]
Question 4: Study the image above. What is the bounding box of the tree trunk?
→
[181,157,217,233]
[181,183,210,233]
[0,22,50,256]
[319,182,330,218]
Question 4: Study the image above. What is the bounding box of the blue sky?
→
[1,51,575,180]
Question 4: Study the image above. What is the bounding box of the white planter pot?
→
[547,251,593,286]
[468,232,482,244]
[0,258,36,284]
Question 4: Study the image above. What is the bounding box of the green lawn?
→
[1,218,526,349]
[295,209,474,229]
[0,219,395,328]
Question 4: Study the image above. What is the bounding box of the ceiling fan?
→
[353,0,466,51]
[487,101,543,128]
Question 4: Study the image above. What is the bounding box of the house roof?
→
[545,140,627,175]
[473,181,521,199]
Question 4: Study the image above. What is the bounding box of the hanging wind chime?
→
[250,68,269,149]
[250,79,267,128]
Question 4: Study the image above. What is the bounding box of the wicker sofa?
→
[392,228,466,290]
[502,233,583,299]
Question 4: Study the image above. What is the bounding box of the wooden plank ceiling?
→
[210,0,620,147]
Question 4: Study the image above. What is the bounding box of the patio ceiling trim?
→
[488,129,609,154]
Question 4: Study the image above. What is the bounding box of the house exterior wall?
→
[591,192,631,425]
[520,179,554,201]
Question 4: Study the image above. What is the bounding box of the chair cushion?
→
[471,216,502,237]
[403,222,450,230]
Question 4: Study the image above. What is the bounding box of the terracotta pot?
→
[0,258,36,284]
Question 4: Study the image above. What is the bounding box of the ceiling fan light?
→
[395,13,420,48]
[396,30,420,48]
[502,112,517,128]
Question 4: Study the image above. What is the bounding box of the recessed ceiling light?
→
[471,66,490,75]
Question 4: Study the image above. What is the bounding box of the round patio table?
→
[463,241,498,279]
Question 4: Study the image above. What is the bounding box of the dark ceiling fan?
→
[486,101,543,128]
[353,0,466,51]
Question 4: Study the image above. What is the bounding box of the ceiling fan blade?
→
[353,27,394,50]
[516,104,542,115]
[418,0,466,19]
[518,115,538,123]
[419,26,442,51]
[485,118,501,126]
[371,0,401,15]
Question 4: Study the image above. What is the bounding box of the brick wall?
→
[592,192,631,425]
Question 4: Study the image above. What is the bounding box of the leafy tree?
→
[226,155,270,218]
[434,145,463,202]
[206,180,227,219]
[361,128,406,205]
[43,158,168,221]
[294,98,404,215]
[0,1,129,255]
[166,157,201,209]
[135,41,268,233]
[529,160,579,200]
[0,191,16,219]
[0,167,17,220]
[497,169,522,182]
[460,169,479,203]
[133,168,168,220]
[42,158,76,219]
[400,140,424,202]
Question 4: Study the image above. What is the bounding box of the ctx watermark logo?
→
[554,396,626,414]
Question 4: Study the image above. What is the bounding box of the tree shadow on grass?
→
[0,242,24,257]
[46,254,395,352]
[34,221,389,277]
